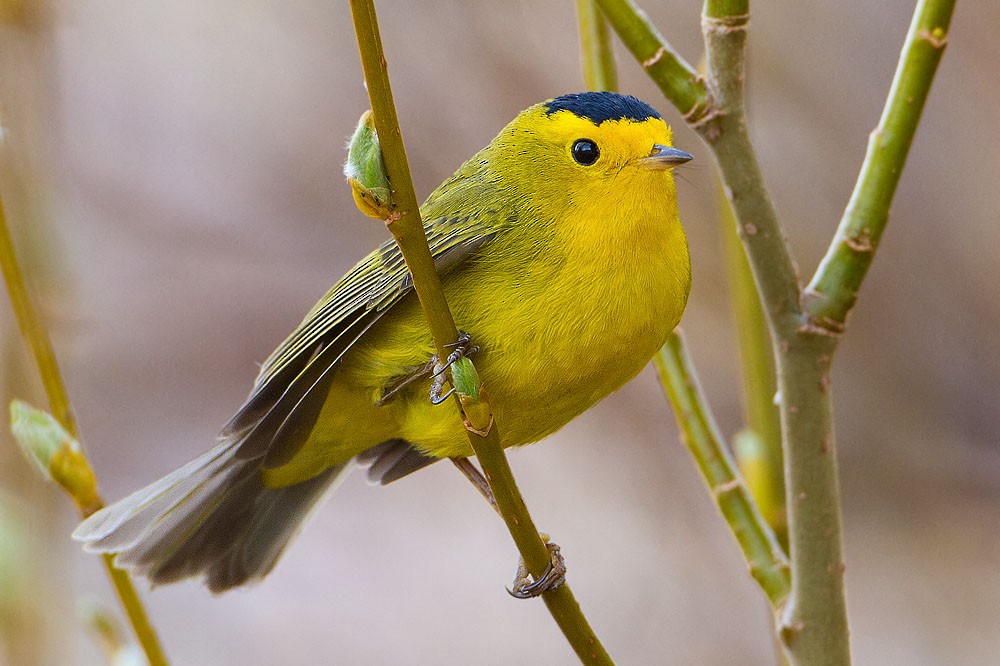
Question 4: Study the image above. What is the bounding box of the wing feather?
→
[218,207,497,467]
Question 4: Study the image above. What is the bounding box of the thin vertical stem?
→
[773,338,845,664]
[0,192,168,665]
[576,0,618,92]
[0,210,75,436]
[347,0,457,363]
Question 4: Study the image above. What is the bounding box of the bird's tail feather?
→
[73,439,350,592]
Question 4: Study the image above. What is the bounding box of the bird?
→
[73,91,693,593]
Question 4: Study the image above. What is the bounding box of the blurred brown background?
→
[0,1,997,664]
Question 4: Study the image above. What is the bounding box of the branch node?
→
[712,478,742,497]
[916,27,948,49]
[822,434,834,453]
[701,13,750,35]
[641,46,665,68]
[797,291,848,337]
[462,414,495,438]
[797,318,845,338]
[819,374,832,394]
[843,233,874,253]
[779,620,805,648]
[683,95,721,130]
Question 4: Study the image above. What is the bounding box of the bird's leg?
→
[450,456,498,514]
[430,330,479,405]
[376,331,479,406]
[507,536,567,599]
[375,359,436,406]
[450,457,567,600]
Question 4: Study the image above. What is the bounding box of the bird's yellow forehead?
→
[526,106,674,165]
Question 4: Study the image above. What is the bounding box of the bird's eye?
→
[571,139,600,166]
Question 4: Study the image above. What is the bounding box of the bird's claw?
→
[507,540,566,599]
[429,331,479,405]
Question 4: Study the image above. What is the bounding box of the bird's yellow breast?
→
[437,173,690,451]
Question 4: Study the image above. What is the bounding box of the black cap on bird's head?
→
[544,92,662,126]
[539,91,691,169]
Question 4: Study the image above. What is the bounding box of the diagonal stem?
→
[655,331,790,607]
[0,187,168,665]
[595,0,712,123]
[717,175,786,546]
[805,0,956,331]
[348,2,613,663]
[698,4,802,329]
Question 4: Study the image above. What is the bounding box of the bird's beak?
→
[638,144,693,170]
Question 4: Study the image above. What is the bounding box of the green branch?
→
[348,2,613,663]
[698,5,802,329]
[805,0,955,331]
[718,175,785,546]
[0,210,76,437]
[347,0,456,362]
[704,0,748,20]
[0,189,168,665]
[655,332,790,607]
[576,0,618,92]
[595,0,711,123]
[773,335,845,665]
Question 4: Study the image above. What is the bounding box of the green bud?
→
[344,110,393,218]
[10,399,100,513]
[9,399,75,480]
[450,356,481,401]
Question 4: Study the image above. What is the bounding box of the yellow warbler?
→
[73,92,692,592]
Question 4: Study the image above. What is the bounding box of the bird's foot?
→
[430,331,480,405]
[507,536,567,599]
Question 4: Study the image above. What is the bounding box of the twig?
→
[698,2,802,329]
[805,0,956,331]
[595,0,712,123]
[717,174,785,545]
[576,0,618,92]
[0,190,168,665]
[654,332,790,607]
[347,2,613,663]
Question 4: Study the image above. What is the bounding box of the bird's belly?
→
[323,242,689,462]
[480,318,670,447]
[446,259,687,449]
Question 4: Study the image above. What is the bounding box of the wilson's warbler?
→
[73,92,693,592]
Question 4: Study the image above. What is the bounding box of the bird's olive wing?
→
[219,213,495,467]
